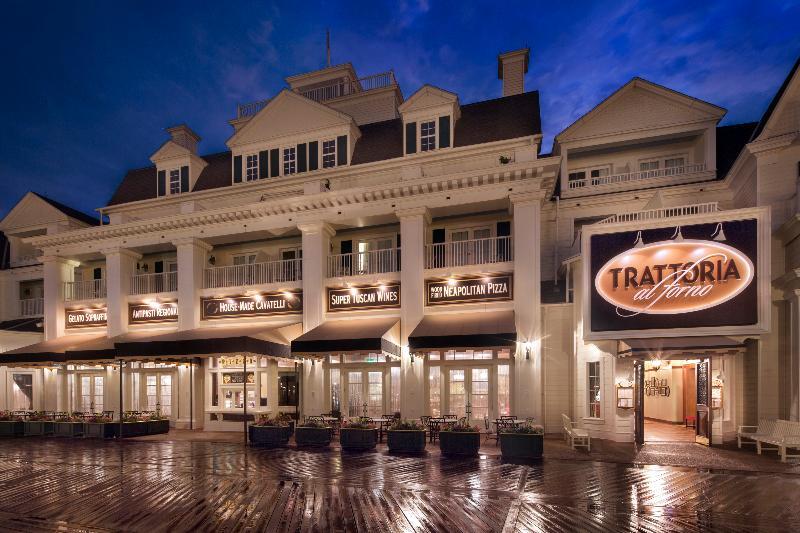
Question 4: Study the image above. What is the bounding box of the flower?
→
[253,415,288,427]
[502,423,544,435]
[389,419,424,431]
[342,418,376,430]
[86,414,113,423]
[298,419,329,428]
[0,411,22,422]
[445,421,479,433]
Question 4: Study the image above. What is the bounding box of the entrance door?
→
[695,358,712,446]
[356,237,394,274]
[633,360,644,445]
[145,374,173,417]
[449,227,491,266]
[80,375,104,413]
[345,370,384,418]
[447,367,490,424]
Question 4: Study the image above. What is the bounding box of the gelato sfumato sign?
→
[426,275,512,306]
[129,302,178,324]
[328,284,400,312]
[201,291,302,320]
[65,308,107,328]
[589,219,759,332]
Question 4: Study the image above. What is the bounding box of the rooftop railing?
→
[299,71,396,103]
[596,202,719,225]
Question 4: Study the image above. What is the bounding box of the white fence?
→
[204,259,302,289]
[425,236,512,269]
[19,298,43,317]
[596,202,719,225]
[568,163,707,190]
[327,248,399,278]
[130,272,178,295]
[64,279,106,301]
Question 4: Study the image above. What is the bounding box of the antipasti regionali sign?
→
[426,275,512,306]
[129,302,179,324]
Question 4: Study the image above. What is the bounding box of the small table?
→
[368,417,395,442]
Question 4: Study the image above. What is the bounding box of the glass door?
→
[696,358,712,446]
[356,237,394,274]
[449,227,491,266]
[144,374,174,417]
[79,375,104,413]
[345,370,386,418]
[347,371,363,417]
[446,367,490,423]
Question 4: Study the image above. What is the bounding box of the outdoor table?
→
[367,417,394,442]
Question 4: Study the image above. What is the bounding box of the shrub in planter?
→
[339,419,378,451]
[499,424,544,460]
[54,414,85,437]
[387,419,427,453]
[84,414,118,439]
[439,422,481,457]
[249,415,292,448]
[24,411,55,436]
[0,411,24,437]
[295,419,332,447]
[146,414,170,435]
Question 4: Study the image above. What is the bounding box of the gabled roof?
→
[398,84,458,113]
[750,56,800,141]
[32,193,98,226]
[716,122,758,178]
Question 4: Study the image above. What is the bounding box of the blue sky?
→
[0,0,798,219]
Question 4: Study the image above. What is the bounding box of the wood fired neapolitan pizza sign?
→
[425,275,512,306]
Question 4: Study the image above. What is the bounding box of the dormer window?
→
[420,120,436,151]
[283,147,296,175]
[157,166,189,196]
[245,154,259,181]
[169,169,181,194]
[322,139,337,168]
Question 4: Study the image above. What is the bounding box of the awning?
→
[291,318,401,356]
[408,311,516,350]
[618,336,746,358]
[1,333,107,365]
[63,331,152,361]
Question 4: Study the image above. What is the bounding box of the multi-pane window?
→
[322,139,336,168]
[245,154,259,181]
[429,367,441,416]
[391,367,401,413]
[146,375,158,411]
[420,120,436,151]
[449,369,466,417]
[160,375,172,416]
[590,167,609,185]
[665,157,686,175]
[639,160,660,172]
[367,372,383,418]
[498,365,510,416]
[330,368,341,413]
[347,371,363,417]
[283,147,296,175]
[471,368,489,421]
[588,361,601,418]
[169,169,181,194]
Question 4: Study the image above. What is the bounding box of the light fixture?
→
[349,286,358,296]
[671,226,684,241]
[633,231,644,248]
[410,353,415,364]
[651,359,662,371]
[526,345,531,360]
[447,278,457,286]
[712,222,727,242]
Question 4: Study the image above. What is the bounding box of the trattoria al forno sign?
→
[201,291,302,320]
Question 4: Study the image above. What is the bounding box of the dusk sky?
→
[1,0,798,220]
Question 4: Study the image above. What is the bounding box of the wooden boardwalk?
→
[0,437,798,532]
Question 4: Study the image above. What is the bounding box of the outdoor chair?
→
[483,416,495,442]
[561,414,590,451]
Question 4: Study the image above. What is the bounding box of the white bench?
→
[562,414,591,451]
[739,419,800,462]
[737,419,776,448]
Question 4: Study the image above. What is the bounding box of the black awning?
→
[408,311,516,350]
[291,318,401,356]
[2,333,107,365]
[618,336,745,357]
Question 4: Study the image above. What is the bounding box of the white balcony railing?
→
[425,236,513,269]
[64,279,106,301]
[567,163,707,190]
[299,71,396,103]
[130,272,178,295]
[596,202,719,225]
[19,298,43,317]
[327,249,400,278]
[203,259,302,289]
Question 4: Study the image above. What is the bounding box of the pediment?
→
[558,78,726,143]
[399,85,458,114]
[0,193,73,232]
[755,63,800,141]
[150,140,192,163]
[227,90,356,148]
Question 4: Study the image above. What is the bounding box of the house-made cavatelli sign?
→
[201,291,302,320]
[588,218,759,333]
[65,308,108,329]
[426,275,512,306]
[129,302,178,324]
[328,284,400,312]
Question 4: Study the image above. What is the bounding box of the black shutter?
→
[180,165,190,192]
[270,149,279,177]
[259,150,269,179]
[497,221,511,262]
[93,267,102,280]
[405,122,417,154]
[396,233,402,271]
[154,261,164,274]
[297,143,307,173]
[432,228,445,268]
[157,170,166,196]
[439,115,451,148]
[233,155,242,183]
[336,135,348,165]
[309,141,319,171]
[340,240,353,276]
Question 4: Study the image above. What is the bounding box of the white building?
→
[1,49,798,445]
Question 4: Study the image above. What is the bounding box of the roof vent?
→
[165,124,201,154]
[498,48,530,97]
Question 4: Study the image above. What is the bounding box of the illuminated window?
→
[429,367,441,416]
[169,169,181,194]
[330,368,340,413]
[160,375,172,416]
[588,361,601,418]
[245,154,259,181]
[391,367,401,413]
[471,368,489,421]
[420,120,436,151]
[347,371,363,417]
[283,147,296,174]
[322,139,336,168]
[449,369,466,418]
[498,365,510,416]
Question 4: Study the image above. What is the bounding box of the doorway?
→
[79,374,104,413]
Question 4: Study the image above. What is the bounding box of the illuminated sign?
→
[201,291,302,320]
[218,355,258,368]
[426,275,512,306]
[129,302,179,324]
[327,284,400,312]
[65,308,107,329]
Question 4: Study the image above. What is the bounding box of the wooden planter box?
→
[339,428,378,451]
[119,422,148,438]
[0,420,24,437]
[295,426,332,447]
[147,419,170,435]
[248,425,291,448]
[439,431,481,457]
[53,422,85,437]
[499,433,543,460]
[387,430,427,453]
[85,423,118,439]
[24,420,55,436]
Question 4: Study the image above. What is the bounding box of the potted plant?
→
[120,413,149,437]
[0,411,24,437]
[249,415,292,448]
[84,414,118,439]
[53,413,85,437]
[295,418,332,447]
[387,419,427,453]
[339,418,378,451]
[24,411,55,436]
[146,413,170,435]
[499,424,544,460]
[439,421,481,457]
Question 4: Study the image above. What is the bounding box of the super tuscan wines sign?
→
[328,284,400,312]
[426,275,512,306]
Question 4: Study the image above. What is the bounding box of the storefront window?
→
[445,349,492,360]
[498,365,510,416]
[12,374,33,410]
[330,368,341,413]
[160,375,172,416]
[147,375,158,411]
[348,371,363,417]
[329,355,341,364]
[259,371,268,407]
[390,367,401,414]
[429,367,441,416]
[449,369,466,417]
[368,372,383,417]
[344,353,386,363]
[497,349,511,359]
[588,361,601,418]
[428,352,441,361]
[471,369,489,420]
[278,374,297,406]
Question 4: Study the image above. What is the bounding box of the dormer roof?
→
[398,84,459,114]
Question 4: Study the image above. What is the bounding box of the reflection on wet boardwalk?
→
[0,438,798,532]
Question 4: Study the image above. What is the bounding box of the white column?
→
[42,255,78,340]
[511,192,543,421]
[173,238,211,331]
[397,207,430,420]
[559,147,568,192]
[103,248,141,337]
[788,290,800,421]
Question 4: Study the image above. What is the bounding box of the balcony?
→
[130,272,178,295]
[566,163,708,195]
[204,259,302,289]
[299,71,396,103]
[64,279,106,302]
[328,249,400,278]
[425,236,512,269]
[19,298,43,317]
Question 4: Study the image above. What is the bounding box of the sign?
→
[129,302,179,324]
[425,275,512,306]
[222,372,255,384]
[588,218,759,333]
[327,284,400,312]
[201,291,302,320]
[218,355,258,368]
[65,308,107,329]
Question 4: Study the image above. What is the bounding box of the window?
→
[146,375,158,411]
[498,365,510,416]
[448,369,466,418]
[429,367,441,416]
[665,157,686,175]
[245,154,259,181]
[330,368,340,413]
[12,374,33,410]
[590,167,609,185]
[588,361,601,418]
[322,139,336,168]
[639,160,660,172]
[347,371,363,417]
[471,368,489,421]
[278,374,298,406]
[367,372,383,418]
[169,169,181,194]
[420,120,436,151]
[390,367,401,413]
[568,171,586,183]
[283,147,296,175]
[232,253,257,266]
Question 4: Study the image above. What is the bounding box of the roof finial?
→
[326,29,331,67]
